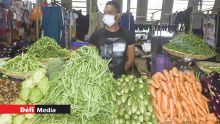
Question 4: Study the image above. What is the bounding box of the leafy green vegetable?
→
[29,88,44,103]
[165,33,215,56]
[26,37,70,59]
[3,53,41,72]
[0,114,12,124]
[21,78,34,89]
[33,46,116,124]
[13,115,26,124]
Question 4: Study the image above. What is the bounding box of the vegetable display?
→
[113,75,157,124]
[151,67,218,123]
[165,33,215,56]
[3,53,41,72]
[200,72,220,120]
[33,46,116,124]
[0,79,21,104]
[26,37,70,59]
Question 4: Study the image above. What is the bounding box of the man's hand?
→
[125,44,135,72]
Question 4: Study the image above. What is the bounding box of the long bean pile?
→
[3,53,41,72]
[27,37,70,59]
[34,46,116,124]
[165,33,215,56]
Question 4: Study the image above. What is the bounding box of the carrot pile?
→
[150,67,218,124]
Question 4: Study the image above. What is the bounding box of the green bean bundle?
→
[34,46,116,124]
[27,37,70,59]
[3,53,41,72]
[165,33,215,56]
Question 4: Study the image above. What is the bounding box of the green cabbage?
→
[19,88,30,101]
[32,69,47,85]
[0,114,12,124]
[13,115,26,124]
[21,79,34,89]
[29,88,44,103]
[37,77,49,95]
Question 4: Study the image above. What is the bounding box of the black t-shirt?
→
[89,27,135,78]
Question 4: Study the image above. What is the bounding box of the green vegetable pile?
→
[165,33,215,56]
[26,37,70,59]
[113,75,157,124]
[207,67,220,73]
[3,54,41,72]
[33,46,116,124]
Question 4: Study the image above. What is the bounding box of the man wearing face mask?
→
[89,1,135,79]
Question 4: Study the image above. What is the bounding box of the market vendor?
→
[89,1,135,79]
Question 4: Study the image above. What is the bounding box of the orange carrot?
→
[202,95,209,113]
[163,112,169,120]
[181,101,193,122]
[186,71,196,81]
[157,72,167,81]
[162,92,168,113]
[179,71,184,83]
[188,94,199,117]
[154,103,165,122]
[172,67,179,77]
[171,88,177,104]
[193,83,198,94]
[180,93,190,105]
[175,78,181,94]
[184,81,191,95]
[156,112,165,123]
[179,82,188,96]
[192,117,199,124]
[196,105,206,116]
[199,116,207,122]
[175,101,184,118]
[159,80,169,95]
[156,89,162,108]
[195,81,202,92]
[184,75,194,84]
[151,80,160,88]
[150,86,156,98]
[189,85,195,95]
[152,74,159,81]
[191,93,207,114]
[169,98,174,119]
[167,81,172,91]
[202,95,209,102]
[205,121,217,124]
[196,91,204,107]
[174,117,183,124]
[169,70,174,82]
[163,69,170,81]
[207,113,217,121]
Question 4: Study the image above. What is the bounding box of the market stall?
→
[0,0,220,124]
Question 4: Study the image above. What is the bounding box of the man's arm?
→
[125,44,135,72]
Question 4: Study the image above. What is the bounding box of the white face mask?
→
[103,14,116,27]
